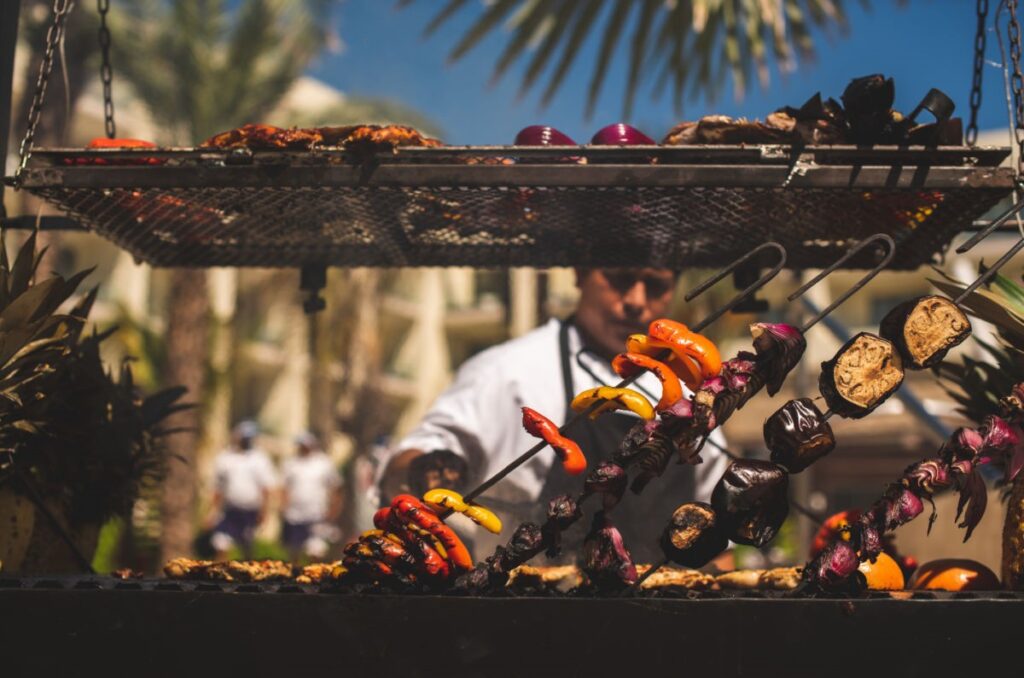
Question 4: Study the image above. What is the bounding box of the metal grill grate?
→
[15,145,1015,269]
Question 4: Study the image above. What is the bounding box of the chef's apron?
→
[534,318,696,564]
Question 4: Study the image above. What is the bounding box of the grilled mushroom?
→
[659,502,729,568]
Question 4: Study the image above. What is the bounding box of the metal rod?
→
[790,234,896,332]
[687,242,787,331]
[954,236,1024,304]
[957,179,1024,253]
[460,246,788,506]
[0,0,21,216]
[625,557,670,595]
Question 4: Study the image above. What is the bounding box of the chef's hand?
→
[407,449,468,497]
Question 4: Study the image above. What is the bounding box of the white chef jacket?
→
[393,318,729,504]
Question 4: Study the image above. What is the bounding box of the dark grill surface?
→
[16,145,1014,269]
[2,577,1022,678]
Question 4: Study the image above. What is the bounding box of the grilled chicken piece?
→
[201,123,322,150]
[636,565,717,591]
[163,557,213,579]
[296,561,342,584]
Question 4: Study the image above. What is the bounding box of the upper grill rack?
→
[14,144,1014,269]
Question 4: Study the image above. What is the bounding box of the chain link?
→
[15,0,75,182]
[1008,0,1024,169]
[967,0,989,145]
[97,0,115,138]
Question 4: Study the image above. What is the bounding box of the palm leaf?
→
[407,0,864,117]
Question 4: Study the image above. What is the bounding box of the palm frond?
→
[405,0,867,118]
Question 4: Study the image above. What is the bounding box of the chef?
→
[378,267,729,561]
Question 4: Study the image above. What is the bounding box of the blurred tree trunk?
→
[1004,475,1024,589]
[159,269,209,562]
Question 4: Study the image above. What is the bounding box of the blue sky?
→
[308,1,1015,145]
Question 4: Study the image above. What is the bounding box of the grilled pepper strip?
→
[571,386,655,421]
[611,352,684,411]
[391,494,474,571]
[625,334,704,390]
[423,489,503,534]
[648,318,722,380]
[521,407,588,475]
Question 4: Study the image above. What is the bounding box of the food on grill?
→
[521,407,587,475]
[582,461,628,511]
[390,494,473,571]
[629,429,682,494]
[68,137,163,165]
[636,565,717,591]
[611,352,683,411]
[201,123,322,149]
[507,564,583,591]
[803,391,1024,592]
[714,569,765,589]
[163,558,293,582]
[581,511,637,589]
[759,567,803,591]
[857,552,905,591]
[422,489,502,534]
[295,562,340,584]
[764,398,836,473]
[819,332,904,419]
[200,123,441,153]
[663,75,958,147]
[571,386,655,421]
[711,460,790,547]
[455,522,546,592]
[591,123,655,146]
[515,125,576,146]
[340,124,443,153]
[911,559,1000,591]
[879,295,971,370]
[163,557,213,579]
[658,502,729,569]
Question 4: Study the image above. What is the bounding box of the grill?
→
[15,145,1014,269]
[1,577,1021,677]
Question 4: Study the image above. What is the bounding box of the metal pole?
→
[0,0,22,214]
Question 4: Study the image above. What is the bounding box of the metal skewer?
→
[956,178,1024,254]
[457,242,788,507]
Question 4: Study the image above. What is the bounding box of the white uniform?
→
[213,447,278,511]
[392,318,729,505]
[282,451,341,524]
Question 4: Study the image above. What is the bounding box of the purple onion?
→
[750,323,806,396]
[514,125,577,146]
[584,462,628,510]
[945,426,983,462]
[582,511,638,588]
[885,487,924,528]
[590,123,655,145]
[1009,424,1024,483]
[901,458,952,495]
[813,539,860,587]
[981,415,1020,456]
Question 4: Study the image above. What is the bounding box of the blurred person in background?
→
[378,268,728,562]
[207,420,278,560]
[281,431,343,563]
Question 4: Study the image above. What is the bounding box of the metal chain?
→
[967,0,989,145]
[15,0,75,181]
[97,0,115,138]
[1008,0,1024,169]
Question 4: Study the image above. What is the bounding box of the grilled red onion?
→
[750,323,806,396]
[583,461,628,510]
[582,511,638,589]
[543,494,583,557]
[514,125,577,146]
[590,123,655,145]
[711,460,790,547]
[807,539,861,590]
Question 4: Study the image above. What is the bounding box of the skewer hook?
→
[789,234,896,332]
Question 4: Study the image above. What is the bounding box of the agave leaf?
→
[518,1,578,99]
[491,0,557,85]
[990,272,1024,315]
[585,0,632,117]
[622,0,659,118]
[424,0,470,37]
[448,0,520,62]
[8,233,39,298]
[141,386,190,427]
[0,278,71,334]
